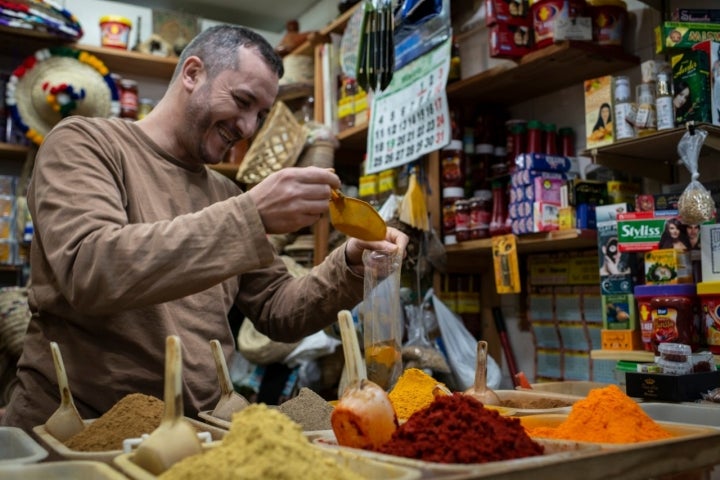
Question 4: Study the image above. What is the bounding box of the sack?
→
[431,289,501,390]
[237,318,300,365]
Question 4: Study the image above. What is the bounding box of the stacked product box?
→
[508,153,572,235]
[486,0,532,59]
[528,252,605,382]
[0,175,18,265]
[596,203,642,349]
[568,179,608,230]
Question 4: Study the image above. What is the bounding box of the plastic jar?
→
[119,79,139,120]
[530,0,588,50]
[441,140,465,188]
[588,0,627,47]
[657,342,693,375]
[442,187,464,244]
[696,282,720,354]
[99,15,132,50]
[634,284,698,354]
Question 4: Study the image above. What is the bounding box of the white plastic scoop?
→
[44,341,85,442]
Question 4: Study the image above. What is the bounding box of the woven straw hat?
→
[6,47,118,145]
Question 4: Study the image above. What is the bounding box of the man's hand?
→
[248,166,341,234]
[344,226,409,275]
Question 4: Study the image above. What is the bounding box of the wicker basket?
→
[296,140,335,169]
[235,101,306,185]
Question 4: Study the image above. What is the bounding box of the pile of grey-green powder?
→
[278,387,334,431]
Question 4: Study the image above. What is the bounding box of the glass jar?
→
[469,190,492,239]
[442,187,464,244]
[441,140,465,188]
[119,79,139,120]
[454,198,472,242]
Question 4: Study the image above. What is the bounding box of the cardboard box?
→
[655,21,720,53]
[625,370,720,401]
[671,49,711,125]
[584,76,614,149]
[601,329,642,350]
[617,211,664,252]
[692,40,720,126]
[458,24,516,80]
[644,249,693,285]
[602,293,636,330]
[489,21,532,59]
[486,0,529,26]
[701,223,720,283]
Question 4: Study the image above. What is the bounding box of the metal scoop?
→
[133,335,202,475]
[209,339,249,421]
[329,189,387,241]
[44,341,85,442]
[464,340,501,406]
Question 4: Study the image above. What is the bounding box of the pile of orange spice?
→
[525,385,673,444]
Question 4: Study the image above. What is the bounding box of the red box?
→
[490,21,532,59]
[486,0,530,26]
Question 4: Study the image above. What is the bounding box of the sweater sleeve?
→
[28,118,277,314]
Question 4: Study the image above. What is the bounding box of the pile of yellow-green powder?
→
[158,404,364,479]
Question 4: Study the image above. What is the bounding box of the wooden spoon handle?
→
[210,339,233,397]
[474,340,489,394]
[338,310,367,385]
[50,342,76,409]
[163,335,183,423]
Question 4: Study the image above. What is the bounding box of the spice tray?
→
[306,430,600,479]
[113,441,422,480]
[518,413,720,449]
[639,402,720,427]
[493,389,577,416]
[32,417,227,464]
[0,427,48,465]
[0,460,127,479]
[516,381,615,398]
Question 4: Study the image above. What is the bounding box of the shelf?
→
[584,123,720,183]
[445,229,598,258]
[74,44,178,80]
[446,41,639,105]
[591,350,655,362]
[638,0,663,10]
[290,3,361,56]
[0,142,32,162]
[337,123,369,150]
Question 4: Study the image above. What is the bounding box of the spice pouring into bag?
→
[361,249,403,391]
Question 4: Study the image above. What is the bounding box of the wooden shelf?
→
[0,142,31,162]
[290,3,361,56]
[445,229,598,258]
[337,123,369,150]
[584,123,720,183]
[446,41,639,105]
[74,44,178,80]
[591,350,655,362]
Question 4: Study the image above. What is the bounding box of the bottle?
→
[613,76,635,140]
[543,123,557,155]
[448,36,461,83]
[489,180,509,236]
[338,77,356,130]
[526,120,543,153]
[635,83,657,137]
[558,127,575,156]
[507,122,527,167]
[656,69,675,131]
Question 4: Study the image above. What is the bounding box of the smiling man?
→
[3,25,408,432]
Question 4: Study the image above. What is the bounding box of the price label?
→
[366,38,451,175]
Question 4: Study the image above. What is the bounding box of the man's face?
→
[687,224,700,240]
[184,46,279,165]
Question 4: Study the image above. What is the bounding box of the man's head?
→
[168,25,284,165]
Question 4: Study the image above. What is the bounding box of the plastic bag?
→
[402,289,450,373]
[361,249,404,390]
[677,128,716,225]
[431,288,501,390]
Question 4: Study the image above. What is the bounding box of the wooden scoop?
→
[329,189,387,241]
[209,339,249,421]
[133,335,202,475]
[331,310,397,450]
[44,341,85,442]
[464,340,501,406]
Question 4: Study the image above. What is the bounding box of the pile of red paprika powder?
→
[375,394,544,464]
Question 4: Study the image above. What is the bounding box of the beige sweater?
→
[3,117,363,431]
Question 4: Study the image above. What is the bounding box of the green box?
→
[655,21,720,53]
[671,50,711,125]
[602,293,636,330]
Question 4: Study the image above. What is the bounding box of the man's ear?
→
[180,56,204,91]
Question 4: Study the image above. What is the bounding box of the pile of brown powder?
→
[278,387,333,431]
[64,393,164,451]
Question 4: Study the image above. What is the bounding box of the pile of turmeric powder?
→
[388,367,445,421]
[525,385,673,444]
[158,404,364,480]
